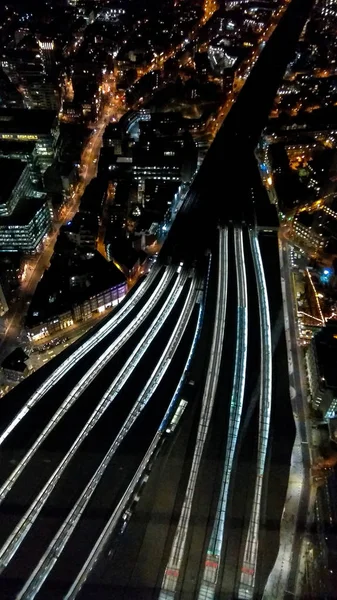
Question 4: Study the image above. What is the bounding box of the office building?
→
[63,212,98,249]
[0,69,23,109]
[291,214,325,254]
[0,109,58,143]
[1,37,60,111]
[37,38,56,73]
[0,158,51,253]
[0,160,28,217]
[103,124,123,155]
[132,113,197,185]
[0,196,52,253]
[0,109,57,178]
[26,241,127,339]
[1,348,29,382]
[0,253,23,300]
[79,177,106,218]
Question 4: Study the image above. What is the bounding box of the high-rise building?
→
[132,113,197,185]
[0,253,22,300]
[0,109,57,143]
[0,109,57,180]
[0,197,52,253]
[37,38,56,74]
[1,38,60,111]
[0,160,29,217]
[0,159,52,253]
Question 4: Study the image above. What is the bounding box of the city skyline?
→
[0,0,335,598]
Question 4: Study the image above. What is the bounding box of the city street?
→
[0,65,125,374]
[0,184,85,368]
[0,0,317,595]
[0,0,222,379]
[27,310,113,374]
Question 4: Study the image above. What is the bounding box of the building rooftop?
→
[0,140,35,157]
[63,212,98,239]
[0,195,47,226]
[79,177,106,215]
[2,347,28,372]
[0,109,57,136]
[266,106,337,135]
[26,243,126,328]
[314,322,337,391]
[0,159,25,207]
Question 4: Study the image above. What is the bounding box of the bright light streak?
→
[0,266,159,447]
[160,262,208,434]
[198,226,248,599]
[160,228,228,599]
[17,273,198,600]
[0,269,174,506]
[238,230,272,599]
[65,434,163,600]
[263,240,307,599]
[65,285,205,600]
[0,270,186,572]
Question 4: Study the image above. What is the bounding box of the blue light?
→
[320,267,333,285]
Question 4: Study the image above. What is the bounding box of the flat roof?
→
[314,323,337,391]
[2,347,28,370]
[0,109,57,136]
[0,195,47,225]
[0,159,25,206]
[266,106,337,135]
[0,140,35,155]
[26,247,126,327]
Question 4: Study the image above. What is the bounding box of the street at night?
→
[0,0,336,599]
